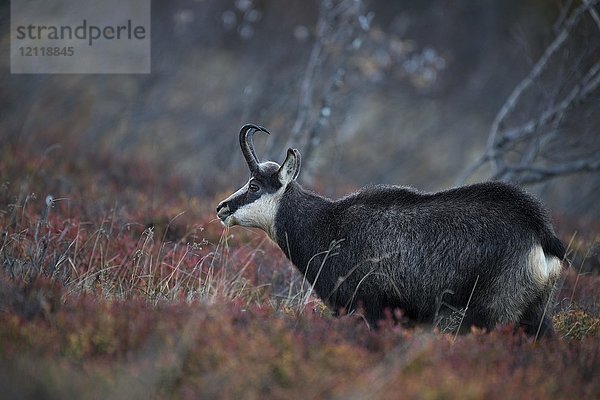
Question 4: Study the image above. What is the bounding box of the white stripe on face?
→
[229,185,285,240]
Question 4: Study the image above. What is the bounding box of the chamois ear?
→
[278,148,301,185]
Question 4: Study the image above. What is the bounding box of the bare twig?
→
[497,62,599,147]
[288,2,329,146]
[584,0,600,29]
[486,1,594,169]
[503,157,600,185]
[458,0,600,186]
[553,0,573,34]
[283,0,369,165]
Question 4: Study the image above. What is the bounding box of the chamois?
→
[216,124,566,336]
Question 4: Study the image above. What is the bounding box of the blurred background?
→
[1,0,598,229]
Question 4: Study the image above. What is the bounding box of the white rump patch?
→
[528,245,562,285]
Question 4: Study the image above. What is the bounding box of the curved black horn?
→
[239,124,270,172]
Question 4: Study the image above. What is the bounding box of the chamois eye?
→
[248,183,260,193]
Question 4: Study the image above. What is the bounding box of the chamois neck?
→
[274,182,336,274]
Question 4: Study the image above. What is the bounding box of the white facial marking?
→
[528,245,562,286]
[229,183,285,240]
[219,184,246,226]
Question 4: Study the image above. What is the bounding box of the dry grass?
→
[1,143,599,399]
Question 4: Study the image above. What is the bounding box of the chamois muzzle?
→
[216,201,231,222]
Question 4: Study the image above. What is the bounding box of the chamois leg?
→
[518,295,555,338]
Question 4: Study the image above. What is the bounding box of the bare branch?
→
[498,157,600,184]
[288,2,329,145]
[584,0,600,30]
[485,0,597,172]
[498,62,599,147]
[553,0,573,33]
[458,0,600,186]
[282,0,369,172]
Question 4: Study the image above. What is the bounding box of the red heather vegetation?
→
[0,143,599,399]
